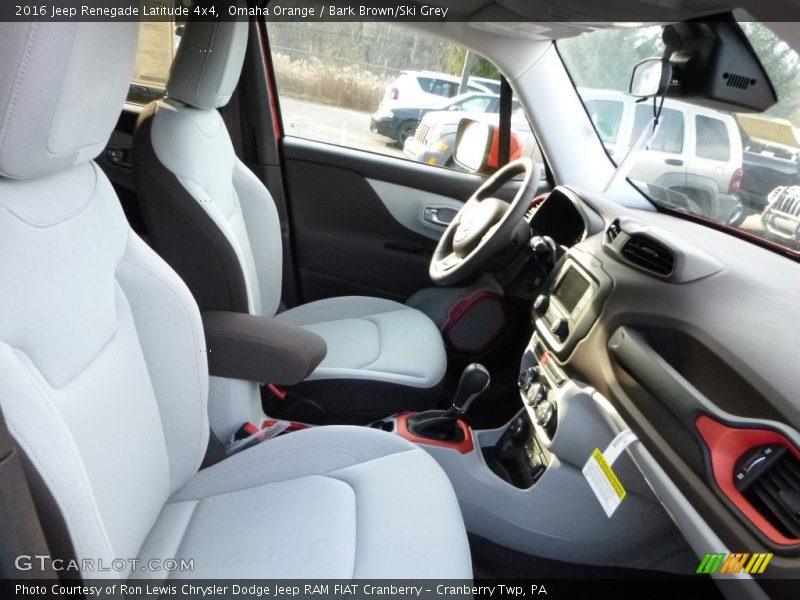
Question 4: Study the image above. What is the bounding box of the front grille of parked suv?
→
[770,186,800,217]
[762,186,800,242]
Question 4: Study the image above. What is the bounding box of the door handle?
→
[423,207,455,228]
[664,158,684,166]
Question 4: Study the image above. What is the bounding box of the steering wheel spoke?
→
[436,253,462,272]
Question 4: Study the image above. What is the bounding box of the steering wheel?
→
[430,157,537,286]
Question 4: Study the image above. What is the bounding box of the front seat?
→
[0,21,471,579]
[133,20,447,423]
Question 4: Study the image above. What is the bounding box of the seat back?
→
[134,20,283,318]
[0,22,209,577]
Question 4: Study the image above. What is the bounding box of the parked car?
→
[380,70,497,109]
[371,91,504,145]
[582,88,744,223]
[762,185,800,242]
[737,114,800,219]
[403,105,529,166]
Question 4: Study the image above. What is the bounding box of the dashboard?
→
[517,184,800,592]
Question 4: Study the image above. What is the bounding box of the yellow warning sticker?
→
[592,449,626,500]
[582,430,638,517]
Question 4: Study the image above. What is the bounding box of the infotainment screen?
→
[553,268,590,315]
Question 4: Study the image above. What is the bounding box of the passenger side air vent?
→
[724,72,756,90]
[621,234,675,277]
[606,220,621,243]
[737,446,800,539]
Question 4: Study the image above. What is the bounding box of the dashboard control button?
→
[535,400,555,427]
[550,318,569,339]
[525,383,546,407]
[533,294,550,316]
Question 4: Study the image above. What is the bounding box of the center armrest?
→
[201,311,327,385]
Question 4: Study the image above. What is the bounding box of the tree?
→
[558,27,663,92]
[741,22,800,123]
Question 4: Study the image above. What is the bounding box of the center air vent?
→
[621,234,675,277]
[737,446,800,539]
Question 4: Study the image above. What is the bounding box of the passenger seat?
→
[133,19,448,424]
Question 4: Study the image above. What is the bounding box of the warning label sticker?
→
[582,429,638,517]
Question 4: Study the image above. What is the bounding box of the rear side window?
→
[418,77,459,98]
[695,115,731,161]
[630,105,684,154]
[584,99,624,144]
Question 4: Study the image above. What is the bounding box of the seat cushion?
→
[135,426,472,579]
[275,296,447,389]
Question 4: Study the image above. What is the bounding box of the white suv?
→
[582,88,744,223]
[380,70,496,108]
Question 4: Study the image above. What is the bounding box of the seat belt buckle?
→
[233,422,260,441]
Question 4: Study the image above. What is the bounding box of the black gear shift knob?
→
[450,363,490,416]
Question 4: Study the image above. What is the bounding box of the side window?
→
[695,115,731,161]
[584,99,624,144]
[266,21,538,172]
[127,19,181,105]
[630,105,684,154]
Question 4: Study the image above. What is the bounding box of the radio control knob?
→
[526,383,546,407]
[518,369,531,390]
[533,294,550,316]
[518,367,540,390]
[550,318,569,339]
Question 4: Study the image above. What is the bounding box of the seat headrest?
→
[0,22,138,180]
[166,20,249,110]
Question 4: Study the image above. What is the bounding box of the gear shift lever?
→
[448,363,491,417]
[407,363,491,442]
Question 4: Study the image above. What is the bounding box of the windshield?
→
[558,20,800,254]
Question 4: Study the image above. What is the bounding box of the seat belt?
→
[0,403,56,579]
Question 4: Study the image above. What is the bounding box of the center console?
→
[363,250,691,571]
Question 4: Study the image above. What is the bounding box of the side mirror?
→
[454,118,526,173]
[629,58,671,98]
[453,120,494,172]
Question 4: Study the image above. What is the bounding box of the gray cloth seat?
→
[0,21,471,579]
[133,19,447,421]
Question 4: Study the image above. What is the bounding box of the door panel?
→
[281,137,526,303]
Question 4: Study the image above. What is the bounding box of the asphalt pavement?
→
[280,97,404,159]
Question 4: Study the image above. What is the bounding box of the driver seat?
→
[134,20,446,423]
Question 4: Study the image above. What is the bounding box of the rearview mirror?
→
[453,120,493,172]
[628,19,777,113]
[629,58,671,98]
